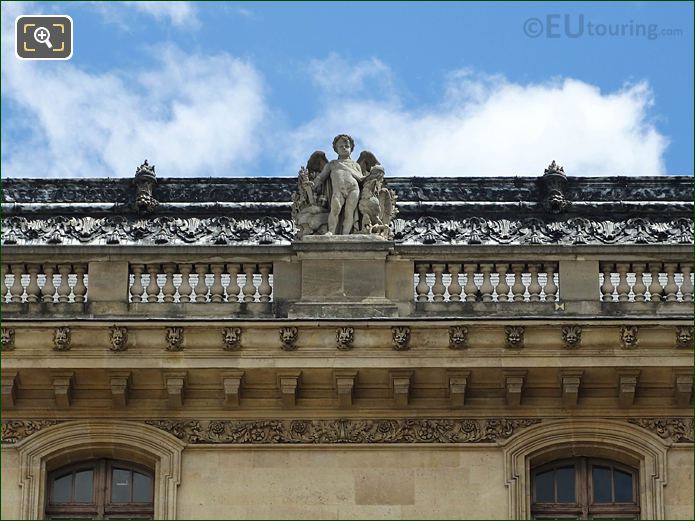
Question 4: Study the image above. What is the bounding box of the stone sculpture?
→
[392,326,411,351]
[336,327,355,351]
[561,325,582,349]
[222,327,242,351]
[505,326,525,349]
[619,325,639,349]
[540,160,569,214]
[109,326,128,352]
[133,160,158,213]
[166,327,184,351]
[675,326,693,349]
[53,327,71,351]
[280,327,298,351]
[448,326,468,350]
[1,328,15,351]
[291,134,397,239]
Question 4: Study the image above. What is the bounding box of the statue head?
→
[332,134,355,155]
[620,325,639,349]
[280,327,299,350]
[222,327,242,351]
[675,326,692,349]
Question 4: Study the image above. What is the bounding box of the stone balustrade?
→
[414,262,559,303]
[599,262,693,303]
[1,263,87,303]
[129,262,273,303]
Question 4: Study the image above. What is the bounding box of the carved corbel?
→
[617,370,639,407]
[277,371,301,407]
[109,371,131,408]
[334,370,358,408]
[559,370,583,407]
[504,370,527,406]
[164,371,187,409]
[390,370,413,408]
[52,371,75,408]
[447,370,470,408]
[222,370,244,408]
[1,371,19,409]
[673,370,693,407]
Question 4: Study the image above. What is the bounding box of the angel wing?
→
[356,151,380,175]
[306,151,328,174]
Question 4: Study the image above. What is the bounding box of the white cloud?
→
[1,2,265,178]
[290,59,668,176]
[122,1,200,29]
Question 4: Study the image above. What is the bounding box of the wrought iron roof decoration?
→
[1,161,692,246]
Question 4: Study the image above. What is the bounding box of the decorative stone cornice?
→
[3,417,693,445]
[627,417,695,443]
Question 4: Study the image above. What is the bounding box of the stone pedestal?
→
[288,236,400,318]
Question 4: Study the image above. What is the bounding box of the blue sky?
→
[1,1,693,178]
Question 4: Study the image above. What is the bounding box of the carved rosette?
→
[145,417,541,444]
[392,327,411,351]
[336,327,355,351]
[1,328,15,351]
[53,327,71,351]
[280,327,298,351]
[448,326,468,350]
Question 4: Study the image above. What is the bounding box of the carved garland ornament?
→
[3,418,693,445]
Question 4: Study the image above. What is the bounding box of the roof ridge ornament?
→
[540,160,569,214]
[133,159,158,214]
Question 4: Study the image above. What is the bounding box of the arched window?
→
[531,457,639,519]
[45,459,154,519]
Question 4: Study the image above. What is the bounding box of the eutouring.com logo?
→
[523,14,683,40]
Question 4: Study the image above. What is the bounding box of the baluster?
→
[162,263,177,303]
[210,263,225,303]
[463,263,478,302]
[57,264,72,303]
[146,264,161,303]
[431,263,446,302]
[543,263,557,302]
[647,263,662,302]
[680,264,693,302]
[226,264,241,303]
[615,263,630,302]
[242,264,257,302]
[42,264,56,303]
[448,264,462,302]
[600,263,615,302]
[415,264,430,302]
[527,263,542,302]
[479,263,494,302]
[663,263,678,302]
[178,264,193,303]
[10,264,25,303]
[495,263,510,302]
[511,264,525,302]
[73,264,87,303]
[632,263,646,302]
[258,263,272,303]
[194,264,209,303]
[130,264,145,303]
[25,263,41,303]
[1,264,8,302]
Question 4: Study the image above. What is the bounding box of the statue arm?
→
[313,162,331,189]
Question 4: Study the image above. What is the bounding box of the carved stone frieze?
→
[2,215,691,246]
[627,417,694,443]
[1,420,61,444]
[1,328,15,351]
[144,417,541,444]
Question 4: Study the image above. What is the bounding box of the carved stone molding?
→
[144,417,541,444]
[627,417,694,443]
[1,420,61,444]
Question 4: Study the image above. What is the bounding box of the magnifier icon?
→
[33,26,53,49]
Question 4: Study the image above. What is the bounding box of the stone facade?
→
[1,163,693,520]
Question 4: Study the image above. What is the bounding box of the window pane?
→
[535,469,554,502]
[133,472,153,503]
[592,466,612,503]
[73,470,94,502]
[52,473,72,503]
[111,468,132,502]
[556,466,576,503]
[614,469,633,502]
